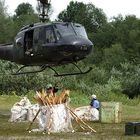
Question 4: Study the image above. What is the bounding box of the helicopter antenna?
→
[37,0,51,22]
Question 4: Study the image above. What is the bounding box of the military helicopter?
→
[0,0,93,76]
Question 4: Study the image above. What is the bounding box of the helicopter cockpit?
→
[34,22,88,45]
[14,21,92,66]
[54,22,88,39]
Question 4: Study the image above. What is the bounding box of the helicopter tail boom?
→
[0,44,13,61]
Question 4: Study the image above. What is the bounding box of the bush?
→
[120,62,140,98]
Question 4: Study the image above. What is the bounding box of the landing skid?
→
[12,63,92,76]
[52,63,92,76]
[12,65,48,75]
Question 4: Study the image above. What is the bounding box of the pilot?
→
[46,84,58,97]
[90,94,100,110]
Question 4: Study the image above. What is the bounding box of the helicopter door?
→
[24,30,34,56]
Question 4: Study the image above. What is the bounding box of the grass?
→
[0,93,140,140]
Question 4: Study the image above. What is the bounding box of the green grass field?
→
[0,94,140,140]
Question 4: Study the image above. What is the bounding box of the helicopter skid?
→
[12,63,92,77]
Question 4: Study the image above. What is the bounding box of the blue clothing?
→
[90,99,100,110]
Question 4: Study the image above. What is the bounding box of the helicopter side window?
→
[38,26,56,44]
[54,29,61,41]
[24,30,34,56]
[45,28,55,43]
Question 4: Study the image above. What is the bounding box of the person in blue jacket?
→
[90,94,100,110]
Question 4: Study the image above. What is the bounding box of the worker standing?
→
[46,84,58,97]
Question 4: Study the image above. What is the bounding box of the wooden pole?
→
[27,91,47,131]
[70,109,85,131]
[66,106,96,133]
[26,108,41,131]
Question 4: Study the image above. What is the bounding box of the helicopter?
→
[0,0,93,76]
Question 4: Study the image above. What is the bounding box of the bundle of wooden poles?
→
[27,89,96,133]
[34,89,70,106]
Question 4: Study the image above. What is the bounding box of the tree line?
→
[0,0,139,99]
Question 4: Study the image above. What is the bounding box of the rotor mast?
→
[37,0,51,22]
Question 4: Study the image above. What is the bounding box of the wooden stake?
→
[26,108,41,131]
[70,109,85,131]
[66,106,96,133]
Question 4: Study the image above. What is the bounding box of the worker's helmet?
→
[91,94,97,99]
[46,84,53,89]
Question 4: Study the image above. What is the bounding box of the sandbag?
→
[9,97,32,122]
[36,104,73,133]
[27,104,40,122]
[74,106,99,121]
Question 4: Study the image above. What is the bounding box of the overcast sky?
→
[5,0,140,20]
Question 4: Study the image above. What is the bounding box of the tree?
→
[57,1,107,32]
[0,0,15,43]
[111,15,140,64]
[15,3,34,17]
[0,0,9,17]
[120,63,140,99]
[102,44,125,69]
[13,3,39,31]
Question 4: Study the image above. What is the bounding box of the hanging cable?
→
[37,0,51,22]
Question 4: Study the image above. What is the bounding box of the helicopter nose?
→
[60,35,93,59]
[72,37,93,52]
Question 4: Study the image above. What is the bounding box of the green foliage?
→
[0,0,15,43]
[0,94,21,111]
[14,2,35,17]
[111,15,140,63]
[102,43,125,69]
[120,63,140,98]
[57,1,107,32]
[13,3,39,32]
[0,0,7,17]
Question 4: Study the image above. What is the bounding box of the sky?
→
[5,0,140,20]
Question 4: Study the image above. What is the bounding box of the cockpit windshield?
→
[54,23,88,39]
[54,23,76,37]
[73,24,88,38]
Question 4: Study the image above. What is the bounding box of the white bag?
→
[9,97,31,122]
[74,106,99,121]
[38,104,73,133]
[27,104,40,122]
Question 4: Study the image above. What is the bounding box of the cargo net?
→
[32,89,73,133]
[31,89,96,133]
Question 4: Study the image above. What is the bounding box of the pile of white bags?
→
[74,106,99,121]
[9,97,32,122]
[9,97,97,133]
[9,97,73,133]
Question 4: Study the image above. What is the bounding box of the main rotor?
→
[37,0,51,22]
